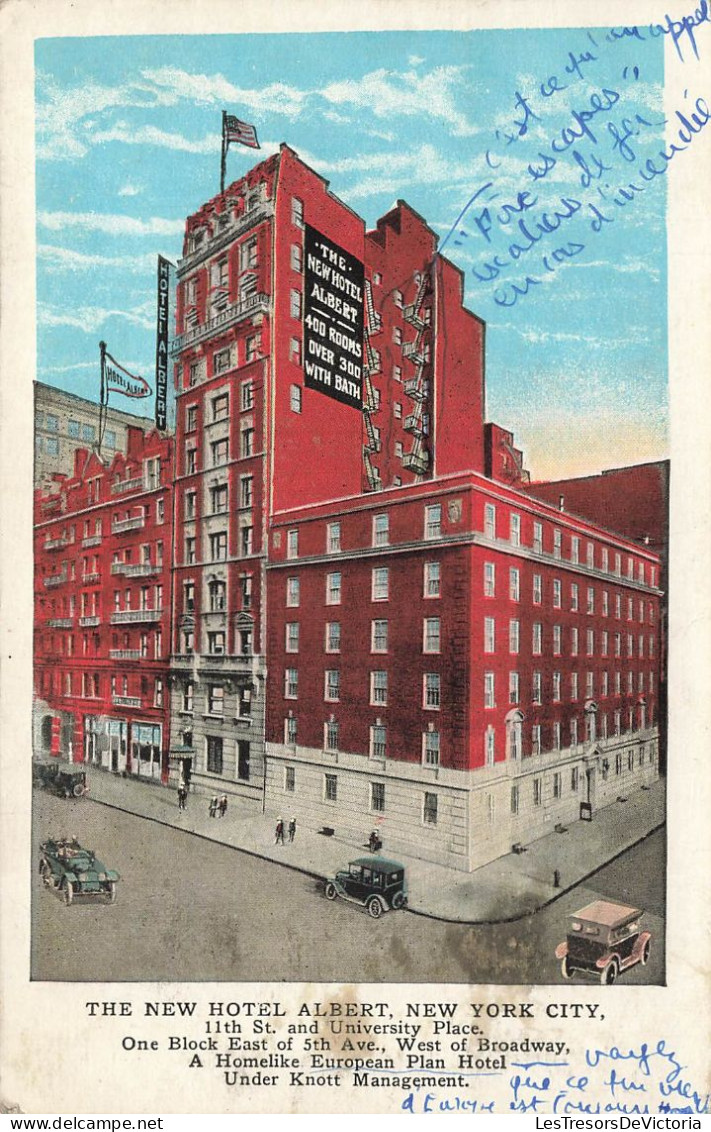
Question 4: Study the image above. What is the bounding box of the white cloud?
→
[92,121,218,154]
[38,244,158,273]
[38,299,156,332]
[141,67,309,118]
[118,184,141,197]
[37,210,184,237]
[318,65,481,137]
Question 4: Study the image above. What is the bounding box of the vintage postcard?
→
[1,0,709,1117]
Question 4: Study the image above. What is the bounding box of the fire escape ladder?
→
[365,280,382,335]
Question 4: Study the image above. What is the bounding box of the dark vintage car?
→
[39,838,120,906]
[325,857,407,918]
[33,760,88,798]
[555,900,651,984]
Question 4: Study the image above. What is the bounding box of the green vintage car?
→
[39,838,120,906]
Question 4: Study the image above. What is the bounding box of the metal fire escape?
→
[402,271,432,476]
[362,279,382,492]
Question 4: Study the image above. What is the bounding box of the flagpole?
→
[220,110,227,195]
[98,340,107,457]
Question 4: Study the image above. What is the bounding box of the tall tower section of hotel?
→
[168,144,486,797]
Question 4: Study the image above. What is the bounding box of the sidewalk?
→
[84,769,665,923]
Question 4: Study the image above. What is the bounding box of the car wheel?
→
[62,880,74,907]
[367,897,384,919]
[561,956,574,980]
[391,891,406,910]
[325,882,338,901]
[73,783,85,797]
[601,959,619,985]
[106,881,117,905]
[641,939,651,965]
[40,862,53,888]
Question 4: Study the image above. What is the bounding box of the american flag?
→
[223,114,260,150]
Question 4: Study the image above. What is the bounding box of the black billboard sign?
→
[303,225,364,410]
[155,255,170,430]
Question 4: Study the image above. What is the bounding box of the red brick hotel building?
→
[34,145,662,870]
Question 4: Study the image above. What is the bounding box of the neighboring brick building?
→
[35,381,154,489]
[33,427,174,781]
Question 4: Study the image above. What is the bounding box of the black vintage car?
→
[33,759,88,798]
[555,900,651,984]
[325,857,407,918]
[39,838,120,905]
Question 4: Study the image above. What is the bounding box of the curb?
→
[87,794,665,926]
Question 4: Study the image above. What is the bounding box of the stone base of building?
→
[264,727,660,872]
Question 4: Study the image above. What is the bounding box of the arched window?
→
[505,709,524,761]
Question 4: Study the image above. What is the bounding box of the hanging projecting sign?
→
[303,224,364,410]
[155,255,170,430]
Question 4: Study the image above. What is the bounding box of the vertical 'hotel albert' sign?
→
[303,225,365,410]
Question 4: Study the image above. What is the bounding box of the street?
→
[32,790,665,984]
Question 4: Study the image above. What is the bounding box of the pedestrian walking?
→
[209,795,218,818]
[177,786,186,811]
[219,794,228,818]
[275,817,285,844]
[288,816,296,843]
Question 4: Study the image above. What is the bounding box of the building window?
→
[373,513,389,547]
[484,503,496,539]
[326,572,342,605]
[206,736,223,775]
[571,672,579,701]
[532,725,541,757]
[424,672,441,710]
[286,577,300,608]
[214,348,231,375]
[240,425,254,458]
[423,792,438,825]
[587,629,595,656]
[509,619,520,655]
[372,619,388,653]
[291,243,302,272]
[425,504,441,539]
[510,512,521,547]
[553,529,562,559]
[571,536,580,564]
[211,438,229,467]
[371,781,386,810]
[393,326,402,345]
[185,537,196,565]
[290,289,302,320]
[571,627,579,656]
[209,531,228,561]
[291,196,304,228]
[587,586,595,615]
[184,491,196,520]
[484,562,496,597]
[324,720,339,752]
[372,567,389,601]
[509,567,520,602]
[370,670,388,706]
[424,561,441,598]
[423,730,440,766]
[509,671,520,705]
[327,522,341,553]
[511,784,520,815]
[212,392,229,422]
[325,621,341,653]
[209,484,228,514]
[285,716,298,745]
[208,580,226,612]
[485,727,495,766]
[553,579,562,608]
[325,669,340,702]
[484,617,495,654]
[207,631,225,656]
[424,617,441,654]
[571,583,579,612]
[533,521,543,554]
[286,622,300,653]
[239,476,253,509]
[533,777,543,806]
[370,727,387,761]
[208,685,224,716]
[532,622,542,655]
[285,668,298,699]
[532,671,542,704]
[287,529,299,559]
[182,681,194,714]
[484,672,495,708]
[533,574,542,604]
[290,381,302,410]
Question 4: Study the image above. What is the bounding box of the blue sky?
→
[35,27,667,479]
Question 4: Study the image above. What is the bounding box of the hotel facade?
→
[34,145,662,870]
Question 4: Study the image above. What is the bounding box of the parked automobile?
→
[325,857,407,918]
[39,838,120,906]
[33,760,88,798]
[555,900,651,984]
